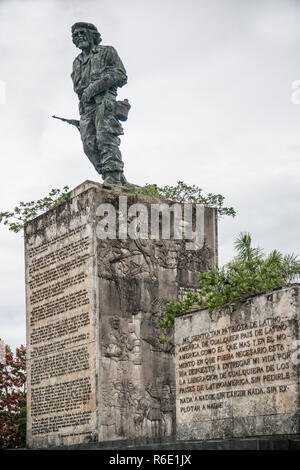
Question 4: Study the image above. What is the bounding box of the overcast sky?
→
[1,0,300,351]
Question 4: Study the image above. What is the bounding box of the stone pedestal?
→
[25,181,217,448]
[175,285,300,440]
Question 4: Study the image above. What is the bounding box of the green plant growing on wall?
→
[124,181,236,217]
[0,187,70,233]
[158,232,300,336]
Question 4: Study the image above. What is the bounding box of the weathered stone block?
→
[25,180,217,448]
[175,286,300,440]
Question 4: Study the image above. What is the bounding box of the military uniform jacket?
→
[71,45,128,99]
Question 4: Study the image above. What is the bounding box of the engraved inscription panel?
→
[177,318,295,418]
[25,215,97,447]
[175,287,300,439]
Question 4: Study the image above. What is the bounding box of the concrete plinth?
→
[25,181,217,448]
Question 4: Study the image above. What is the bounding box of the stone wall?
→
[175,285,300,440]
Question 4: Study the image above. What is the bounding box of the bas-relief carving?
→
[176,287,300,441]
[25,185,217,446]
[100,314,175,439]
[97,239,177,281]
[101,379,176,439]
[101,378,155,439]
[97,238,214,281]
[101,315,141,364]
[145,381,176,437]
[97,237,182,439]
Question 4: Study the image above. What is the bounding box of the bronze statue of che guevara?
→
[55,22,130,186]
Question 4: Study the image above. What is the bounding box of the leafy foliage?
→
[159,232,300,332]
[0,186,70,233]
[0,344,26,449]
[124,181,236,218]
[0,181,235,234]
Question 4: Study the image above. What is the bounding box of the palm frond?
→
[234,232,264,261]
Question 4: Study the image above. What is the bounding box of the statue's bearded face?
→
[72,27,91,49]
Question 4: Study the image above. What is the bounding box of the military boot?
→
[102,171,122,186]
